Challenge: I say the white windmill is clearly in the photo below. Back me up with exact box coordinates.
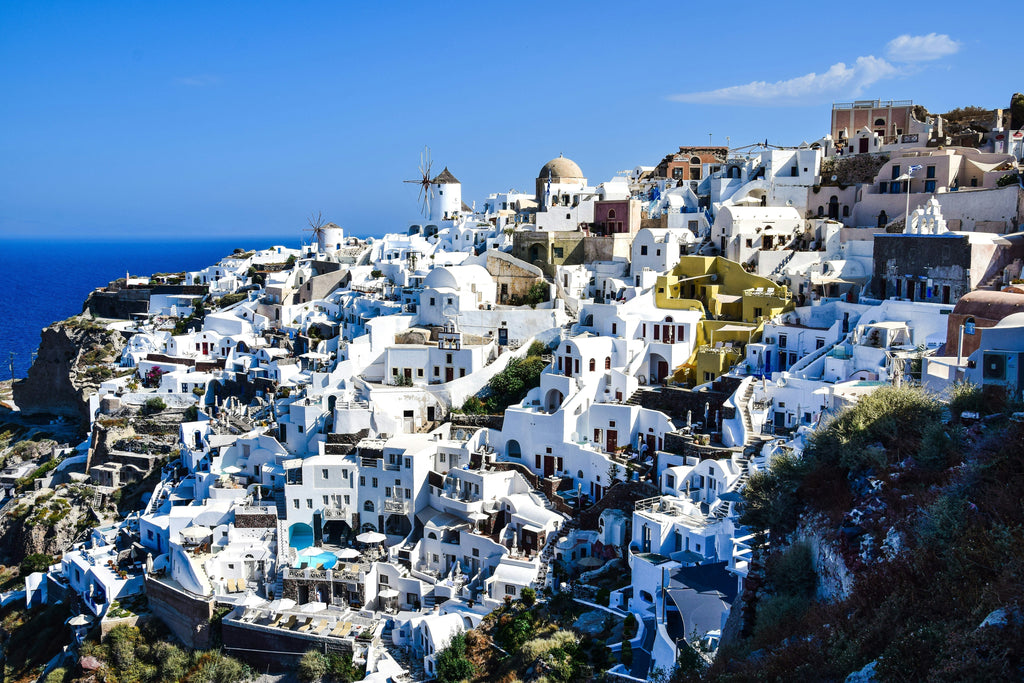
[404,146,435,219]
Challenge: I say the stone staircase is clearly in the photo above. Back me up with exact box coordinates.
[769,250,796,279]
[423,592,436,610]
[737,381,758,446]
[709,454,751,521]
[537,517,577,588]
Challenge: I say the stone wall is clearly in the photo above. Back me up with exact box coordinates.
[450,414,504,431]
[579,481,659,531]
[145,576,215,649]
[234,512,277,529]
[222,619,353,671]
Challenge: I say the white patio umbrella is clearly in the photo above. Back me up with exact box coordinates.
[377,588,399,599]
[266,598,296,612]
[335,548,361,559]
[300,601,328,613]
[237,590,267,607]
[356,531,386,544]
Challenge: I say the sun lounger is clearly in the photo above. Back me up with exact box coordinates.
[329,621,347,637]
[297,617,314,632]
[314,619,330,634]
[278,615,297,630]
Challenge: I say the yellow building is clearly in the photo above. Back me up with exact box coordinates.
[655,256,794,385]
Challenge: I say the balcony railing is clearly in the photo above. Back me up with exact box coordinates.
[383,498,409,515]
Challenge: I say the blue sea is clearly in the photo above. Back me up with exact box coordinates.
[0,237,290,379]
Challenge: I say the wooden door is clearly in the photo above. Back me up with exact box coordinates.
[543,455,556,478]
[445,367,454,382]
[606,430,617,452]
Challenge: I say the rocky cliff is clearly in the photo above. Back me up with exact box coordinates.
[0,485,109,565]
[12,316,128,430]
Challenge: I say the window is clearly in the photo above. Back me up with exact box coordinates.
[379,574,388,584]
[440,453,446,462]
[446,353,452,363]
[925,180,936,193]
[611,323,617,334]
[323,495,329,505]
[605,356,611,369]
[818,205,825,216]
[293,499,299,509]
[553,247,564,258]
[926,165,936,179]
[472,548,479,557]
[306,499,313,509]
[842,206,850,217]
[505,585,517,596]
[816,338,825,349]
[417,368,423,377]
[589,359,596,372]
[891,165,900,180]
[364,500,374,512]
[385,487,392,497]
[429,297,435,306]
[344,495,350,504]
[879,182,887,194]
[608,209,616,219]
[322,469,329,479]
[779,334,787,348]
[753,307,762,318]
[405,458,411,469]
[433,366,439,376]
[640,245,648,255]
[372,477,378,487]
[460,368,466,377]
[359,476,365,486]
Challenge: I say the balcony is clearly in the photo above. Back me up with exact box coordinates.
[323,506,349,520]
[382,498,409,515]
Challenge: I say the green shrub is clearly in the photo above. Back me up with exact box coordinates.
[595,588,610,606]
[436,631,475,683]
[20,553,54,576]
[183,405,199,422]
[623,612,638,639]
[738,452,809,535]
[767,541,817,598]
[44,667,68,683]
[948,381,985,418]
[753,593,812,644]
[527,340,548,357]
[521,586,536,608]
[806,385,942,471]
[621,639,633,667]
[917,421,963,470]
[143,397,167,415]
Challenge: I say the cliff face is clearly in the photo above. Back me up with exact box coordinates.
[0,486,106,565]
[12,317,128,429]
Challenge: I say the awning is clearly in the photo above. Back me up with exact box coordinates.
[714,324,754,334]
[715,294,742,303]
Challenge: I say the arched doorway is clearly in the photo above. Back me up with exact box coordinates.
[649,353,670,384]
[506,440,521,459]
[828,196,839,220]
[544,389,564,412]
[385,514,412,537]
[878,211,888,228]
[323,520,352,546]
[529,244,547,263]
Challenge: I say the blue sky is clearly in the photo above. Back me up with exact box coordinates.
[0,1,1011,242]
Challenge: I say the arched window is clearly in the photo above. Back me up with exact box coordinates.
[577,470,584,479]
[605,356,611,370]
[874,118,886,127]
[363,500,374,512]
[589,359,596,372]
[817,206,824,217]
[878,210,888,228]
[608,209,616,219]
[665,316,673,323]
[690,156,701,165]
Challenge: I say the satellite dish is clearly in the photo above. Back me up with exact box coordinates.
[831,175,838,182]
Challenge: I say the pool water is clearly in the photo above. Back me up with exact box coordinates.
[294,549,338,569]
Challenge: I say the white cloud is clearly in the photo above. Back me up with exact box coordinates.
[886,33,960,62]
[175,75,221,87]
[669,56,900,106]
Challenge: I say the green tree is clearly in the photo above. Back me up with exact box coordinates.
[143,397,167,415]
[435,631,475,683]
[621,639,633,667]
[520,586,536,608]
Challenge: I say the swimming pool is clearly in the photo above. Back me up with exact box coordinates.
[294,549,338,569]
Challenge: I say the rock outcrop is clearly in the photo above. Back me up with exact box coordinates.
[12,316,128,429]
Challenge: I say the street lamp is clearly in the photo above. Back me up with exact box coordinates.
[898,164,923,230]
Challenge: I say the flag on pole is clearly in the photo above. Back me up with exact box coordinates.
[907,164,923,175]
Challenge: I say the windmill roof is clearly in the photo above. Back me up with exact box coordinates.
[432,167,460,185]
